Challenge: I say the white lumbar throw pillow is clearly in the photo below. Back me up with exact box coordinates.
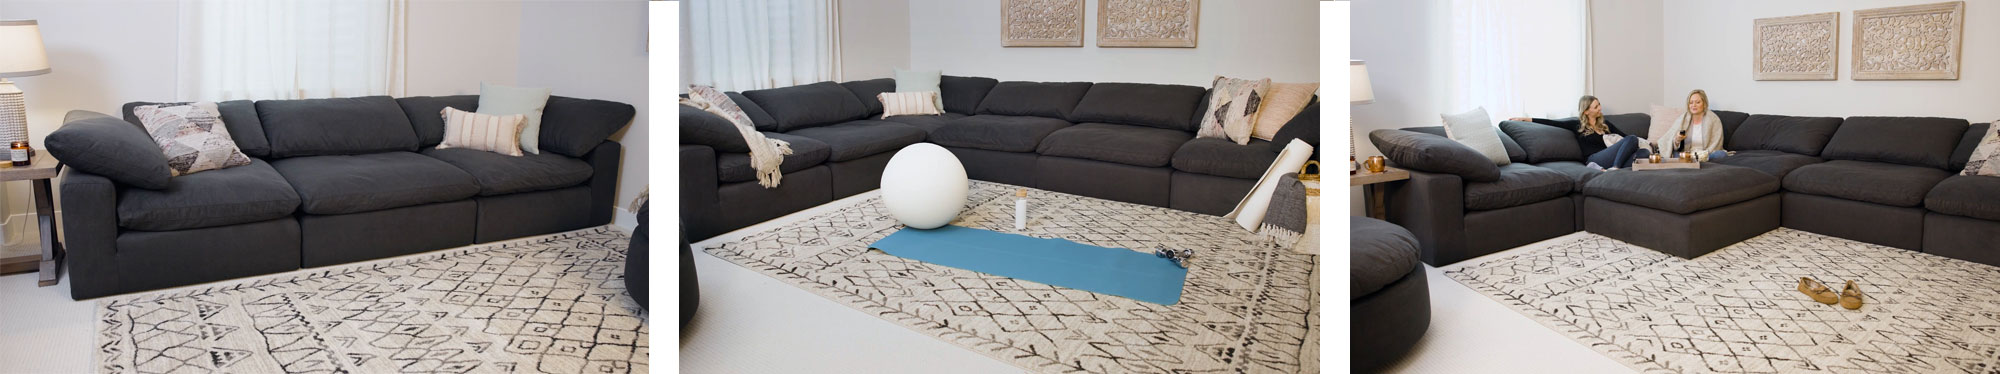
[1963,120,2000,176]
[878,91,942,118]
[1441,107,1510,165]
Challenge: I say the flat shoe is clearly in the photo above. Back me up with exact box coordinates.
[1840,281,1864,310]
[1798,277,1838,305]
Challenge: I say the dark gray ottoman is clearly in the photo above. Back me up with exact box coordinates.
[1352,217,1429,372]
[1582,164,1781,258]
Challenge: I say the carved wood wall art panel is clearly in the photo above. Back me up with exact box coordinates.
[1002,0,1084,47]
[1853,1,1965,80]
[1097,0,1199,48]
[1753,12,1838,81]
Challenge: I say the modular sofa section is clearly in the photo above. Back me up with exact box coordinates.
[946,146,1039,187]
[1584,194,1779,259]
[1170,171,1256,216]
[475,186,595,243]
[301,200,478,267]
[1034,156,1173,208]
[1782,192,1926,251]
[718,166,835,236]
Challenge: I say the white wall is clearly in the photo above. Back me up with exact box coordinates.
[1349,0,1442,159]
[1588,0,1663,115]
[838,0,910,80]
[1658,0,2000,121]
[518,0,651,219]
[406,0,523,96]
[907,0,1318,87]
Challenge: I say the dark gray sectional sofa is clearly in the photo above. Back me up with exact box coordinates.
[1371,111,2000,267]
[680,76,1319,241]
[49,96,634,299]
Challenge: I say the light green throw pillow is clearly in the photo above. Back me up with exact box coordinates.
[894,68,943,111]
[478,82,553,155]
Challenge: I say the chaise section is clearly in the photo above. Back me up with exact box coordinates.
[116,159,300,231]
[423,148,594,196]
[271,152,480,215]
[929,114,1071,152]
[1582,164,1781,258]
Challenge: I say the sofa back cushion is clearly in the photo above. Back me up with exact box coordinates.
[1952,122,1991,173]
[1715,110,1750,141]
[1369,129,1502,182]
[840,78,897,117]
[740,81,869,132]
[46,111,174,189]
[1404,126,1527,164]
[124,100,271,158]
[1821,116,1968,169]
[393,95,481,148]
[256,96,418,158]
[538,96,637,158]
[1068,82,1206,131]
[976,81,1093,121]
[1500,120,1583,163]
[1603,113,1651,136]
[1728,114,1842,156]
[940,75,999,115]
[725,92,778,129]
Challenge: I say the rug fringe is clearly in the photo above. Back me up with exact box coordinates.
[1257,223,1303,247]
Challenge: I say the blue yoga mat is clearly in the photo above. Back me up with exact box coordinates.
[869,225,1189,305]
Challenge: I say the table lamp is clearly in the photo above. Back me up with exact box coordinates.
[1350,60,1373,174]
[0,20,49,145]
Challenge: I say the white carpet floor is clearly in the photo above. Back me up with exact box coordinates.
[1380,232,1633,374]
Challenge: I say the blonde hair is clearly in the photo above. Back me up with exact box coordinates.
[1686,89,1710,115]
[1576,95,1607,135]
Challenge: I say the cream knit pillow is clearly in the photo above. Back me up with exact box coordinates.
[437,107,528,156]
[1251,82,1318,141]
[878,91,942,118]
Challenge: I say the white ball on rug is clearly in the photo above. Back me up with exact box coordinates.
[880,143,969,229]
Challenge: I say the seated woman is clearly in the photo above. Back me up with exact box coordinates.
[1653,89,1729,163]
[1510,95,1642,169]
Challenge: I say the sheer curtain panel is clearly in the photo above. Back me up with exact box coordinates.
[684,0,840,92]
[1443,0,1588,122]
[177,0,408,101]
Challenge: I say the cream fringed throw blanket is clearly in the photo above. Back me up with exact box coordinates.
[684,86,792,187]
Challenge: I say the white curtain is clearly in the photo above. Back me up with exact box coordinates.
[1443,0,1588,122]
[177,0,408,101]
[684,0,840,92]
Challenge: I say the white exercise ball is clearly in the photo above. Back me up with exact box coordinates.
[880,143,969,229]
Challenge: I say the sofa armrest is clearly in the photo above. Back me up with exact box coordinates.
[584,140,622,226]
[59,167,121,299]
[1384,169,1467,266]
[680,144,724,241]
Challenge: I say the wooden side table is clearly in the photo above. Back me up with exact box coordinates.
[0,153,64,286]
[1350,167,1409,220]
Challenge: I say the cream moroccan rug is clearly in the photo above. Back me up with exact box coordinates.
[700,181,1320,373]
[1443,228,2000,374]
[95,227,646,374]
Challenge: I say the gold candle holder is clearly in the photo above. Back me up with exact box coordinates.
[1364,156,1387,173]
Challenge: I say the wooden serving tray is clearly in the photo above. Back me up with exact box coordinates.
[1632,159,1700,170]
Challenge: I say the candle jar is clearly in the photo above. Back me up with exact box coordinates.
[1679,152,1696,163]
[1364,156,1387,173]
[1647,153,1663,164]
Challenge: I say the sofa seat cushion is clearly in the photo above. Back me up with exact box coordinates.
[423,148,594,196]
[1036,123,1192,167]
[271,152,480,215]
[1584,164,1778,214]
[1535,161,1600,193]
[928,114,1071,153]
[784,120,927,162]
[1464,164,1572,211]
[1171,137,1278,179]
[117,159,300,231]
[878,113,968,133]
[1351,216,1419,297]
[1784,160,1949,208]
[717,133,830,183]
[1926,175,2000,221]
[1710,150,1823,179]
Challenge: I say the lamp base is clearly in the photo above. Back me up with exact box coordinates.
[0,78,25,145]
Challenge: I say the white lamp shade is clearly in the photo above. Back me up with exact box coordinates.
[879,143,970,229]
[1350,60,1373,104]
[0,20,49,78]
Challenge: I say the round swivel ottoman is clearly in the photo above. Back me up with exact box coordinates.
[1352,217,1430,372]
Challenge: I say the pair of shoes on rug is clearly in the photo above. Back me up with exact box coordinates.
[1797,277,1864,310]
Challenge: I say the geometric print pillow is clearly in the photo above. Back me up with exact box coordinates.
[133,102,251,176]
[1197,76,1272,145]
[1966,120,2000,176]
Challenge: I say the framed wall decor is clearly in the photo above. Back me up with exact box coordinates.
[1001,0,1085,47]
[1752,12,1838,81]
[1097,0,1200,48]
[1852,1,1965,80]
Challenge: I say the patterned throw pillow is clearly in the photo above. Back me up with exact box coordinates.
[1197,76,1271,145]
[133,102,251,176]
[685,85,754,128]
[878,91,941,118]
[1964,120,2000,176]
[437,107,528,156]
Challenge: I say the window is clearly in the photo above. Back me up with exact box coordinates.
[176,0,407,101]
[1443,0,1588,120]
[681,0,840,92]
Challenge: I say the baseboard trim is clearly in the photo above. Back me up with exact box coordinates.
[613,207,638,231]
